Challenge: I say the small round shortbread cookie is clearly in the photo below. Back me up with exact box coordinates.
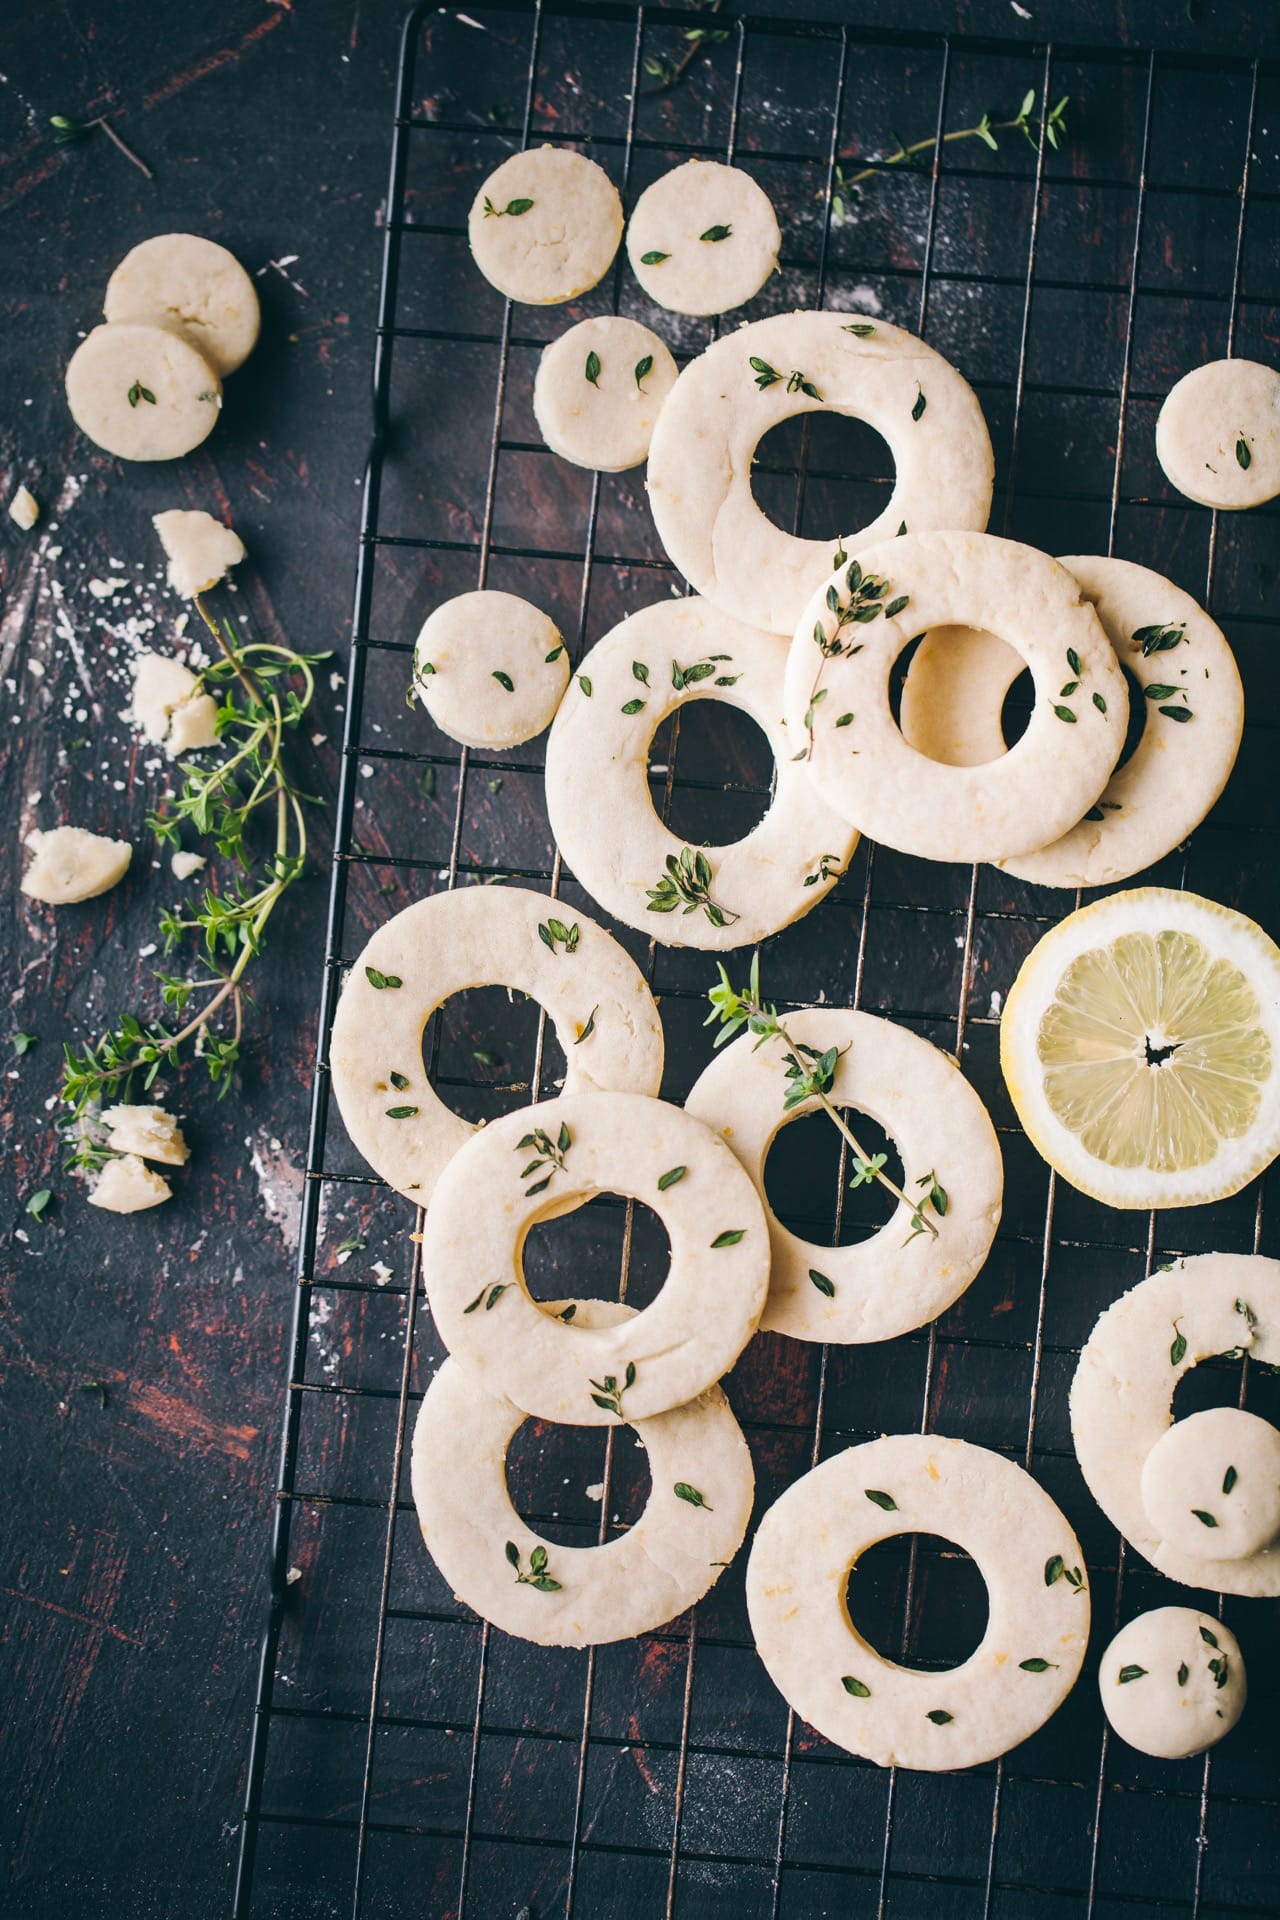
[747,1435,1091,1772]
[898,555,1244,889]
[329,887,664,1207]
[103,233,260,377]
[647,310,993,635]
[1099,1608,1245,1759]
[468,146,624,305]
[533,316,678,471]
[625,160,781,317]
[1156,358,1280,509]
[1071,1255,1280,1596]
[411,1299,755,1647]
[544,596,858,951]
[420,1091,770,1424]
[65,322,222,462]
[785,533,1125,864]
[412,590,569,749]
[686,1009,1002,1342]
[1140,1409,1280,1562]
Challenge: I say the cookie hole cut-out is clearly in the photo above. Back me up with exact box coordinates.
[846,1534,990,1670]
[505,1415,652,1549]
[750,413,895,541]
[1171,1352,1278,1426]
[763,1108,904,1245]
[651,700,775,845]
[521,1197,672,1313]
[429,983,568,1124]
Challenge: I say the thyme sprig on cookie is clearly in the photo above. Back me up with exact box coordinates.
[704,952,938,1237]
[61,598,327,1142]
[646,845,739,929]
[800,558,908,760]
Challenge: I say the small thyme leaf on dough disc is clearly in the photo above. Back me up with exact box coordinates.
[1093,690,1107,713]
[492,669,515,691]
[809,1268,836,1297]
[1178,1661,1190,1687]
[538,917,580,955]
[621,697,646,715]
[842,322,877,337]
[365,966,403,990]
[1223,1464,1238,1495]
[1067,647,1082,676]
[911,385,927,421]
[1144,683,1179,701]
[634,354,654,391]
[508,1540,562,1589]
[1236,434,1252,470]
[710,1228,746,1247]
[1044,1554,1065,1586]
[585,349,602,388]
[864,1488,897,1511]
[127,381,157,408]
[657,1165,687,1191]
[573,1005,598,1045]
[1159,704,1193,722]
[545,644,565,663]
[640,250,670,265]
[786,368,823,400]
[389,1071,410,1090]
[1118,1665,1148,1683]
[700,223,733,242]
[385,1104,418,1119]
[1170,1321,1187,1366]
[842,1675,871,1697]
[1133,622,1187,655]
[925,1709,953,1724]
[1018,1657,1057,1672]
[674,1482,713,1509]
[1200,1625,1220,1647]
[484,195,534,218]
[750,355,781,391]
[1191,1508,1218,1528]
[577,674,592,697]
[1053,704,1077,724]
[558,1303,576,1321]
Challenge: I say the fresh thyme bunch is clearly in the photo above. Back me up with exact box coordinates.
[705,952,941,1241]
[60,595,328,1152]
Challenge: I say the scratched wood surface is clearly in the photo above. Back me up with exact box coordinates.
[2,4,1280,1920]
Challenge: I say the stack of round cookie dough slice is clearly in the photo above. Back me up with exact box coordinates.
[65,233,259,461]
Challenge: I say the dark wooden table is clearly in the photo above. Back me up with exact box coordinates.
[3,5,1279,1919]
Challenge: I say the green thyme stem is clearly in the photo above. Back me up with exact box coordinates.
[838,117,1028,191]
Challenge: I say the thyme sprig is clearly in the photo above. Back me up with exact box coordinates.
[590,1361,635,1418]
[506,1541,561,1591]
[826,92,1070,224]
[60,599,328,1139]
[643,0,728,92]
[704,952,937,1236]
[647,845,739,929]
[51,112,153,180]
[517,1122,572,1197]
[801,558,907,759]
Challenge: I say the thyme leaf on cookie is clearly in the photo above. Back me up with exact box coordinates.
[842,1675,871,1697]
[803,852,842,888]
[700,223,733,242]
[864,1488,898,1511]
[674,1482,713,1509]
[538,918,580,955]
[516,1121,573,1196]
[704,951,936,1235]
[365,967,402,990]
[786,369,823,400]
[127,381,156,409]
[1236,435,1252,470]
[646,845,739,929]
[492,670,515,691]
[809,1268,836,1297]
[634,354,654,390]
[657,1165,687,1191]
[801,558,906,758]
[1223,1464,1238,1494]
[925,1709,953,1724]
[484,195,534,218]
[640,250,671,265]
[589,1360,635,1418]
[506,1540,562,1591]
[911,385,927,421]
[1133,621,1187,655]
[1170,1320,1187,1365]
[750,355,782,391]
[710,1228,746,1247]
[904,1169,948,1245]
[1117,1665,1148,1683]
[1018,1657,1057,1672]
[585,350,602,388]
[574,1005,598,1045]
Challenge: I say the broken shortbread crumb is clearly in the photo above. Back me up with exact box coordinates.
[21,826,132,905]
[8,484,39,530]
[88,1153,172,1214]
[153,509,246,599]
[171,850,207,881]
[128,651,220,757]
[102,1103,190,1167]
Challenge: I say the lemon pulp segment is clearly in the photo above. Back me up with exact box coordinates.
[1036,929,1271,1172]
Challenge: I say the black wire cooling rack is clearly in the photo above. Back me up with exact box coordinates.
[233,5,1280,1916]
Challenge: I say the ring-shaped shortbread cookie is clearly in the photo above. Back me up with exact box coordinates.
[420,1091,770,1423]
[544,597,858,951]
[533,316,679,472]
[686,1009,1003,1342]
[411,1299,755,1646]
[625,160,781,317]
[468,146,624,305]
[646,311,994,634]
[329,888,664,1206]
[1156,358,1280,510]
[898,555,1244,889]
[412,590,570,749]
[747,1435,1091,1771]
[1070,1255,1280,1596]
[1099,1608,1246,1759]
[784,532,1126,864]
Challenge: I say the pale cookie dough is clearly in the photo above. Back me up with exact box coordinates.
[626,160,781,317]
[22,826,132,904]
[420,1091,770,1423]
[1071,1255,1280,1596]
[899,556,1244,889]
[1140,1409,1280,1561]
[65,322,222,462]
[747,1435,1090,1772]
[533,316,678,472]
[785,534,1125,864]
[104,233,260,378]
[468,146,624,305]
[412,590,569,749]
[647,311,993,635]
[1156,358,1280,510]
[686,1008,1002,1342]
[153,509,245,598]
[544,596,858,951]
[411,1299,754,1647]
[329,886,664,1206]
[1100,1608,1245,1759]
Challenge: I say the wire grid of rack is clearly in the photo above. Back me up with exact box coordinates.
[234,4,1280,1916]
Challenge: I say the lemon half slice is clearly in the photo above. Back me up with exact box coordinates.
[1001,889,1280,1209]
